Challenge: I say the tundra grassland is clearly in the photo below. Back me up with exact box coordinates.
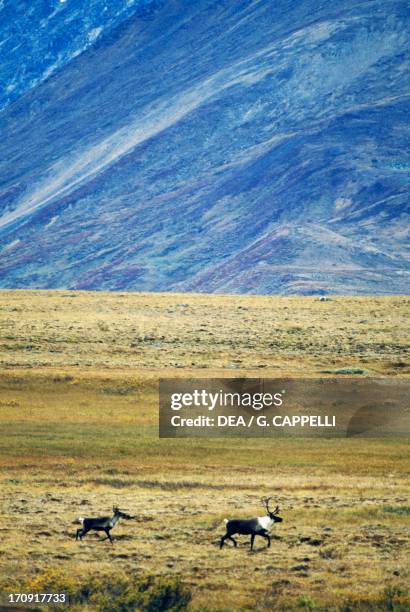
[0,291,409,611]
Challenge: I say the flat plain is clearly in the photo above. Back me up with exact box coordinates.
[0,291,409,610]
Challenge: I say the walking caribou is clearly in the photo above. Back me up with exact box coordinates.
[220,497,283,551]
[76,506,132,544]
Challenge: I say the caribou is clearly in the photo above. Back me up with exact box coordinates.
[220,497,283,551]
[75,506,133,544]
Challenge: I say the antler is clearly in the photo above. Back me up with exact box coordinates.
[261,498,281,514]
[261,496,272,510]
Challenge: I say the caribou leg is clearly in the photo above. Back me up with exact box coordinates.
[228,535,237,547]
[262,532,271,548]
[250,533,255,551]
[220,533,237,548]
[104,528,114,544]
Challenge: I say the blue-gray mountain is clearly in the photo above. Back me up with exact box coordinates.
[0,0,409,294]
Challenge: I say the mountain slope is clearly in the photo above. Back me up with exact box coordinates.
[0,0,409,294]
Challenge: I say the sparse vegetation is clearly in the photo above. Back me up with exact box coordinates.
[383,506,410,516]
[0,290,408,374]
[0,291,408,610]
[2,569,191,611]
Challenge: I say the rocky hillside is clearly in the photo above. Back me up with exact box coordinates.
[0,0,408,294]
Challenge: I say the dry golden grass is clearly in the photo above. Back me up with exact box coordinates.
[0,290,408,374]
[0,291,409,610]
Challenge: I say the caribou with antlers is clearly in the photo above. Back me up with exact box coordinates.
[220,497,283,551]
[75,506,133,544]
